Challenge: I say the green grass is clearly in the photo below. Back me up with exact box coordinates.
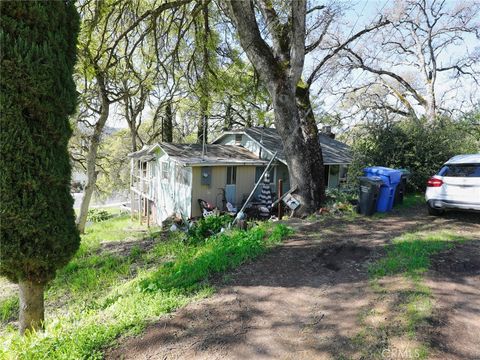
[347,230,471,359]
[397,193,424,209]
[140,223,292,293]
[0,297,18,324]
[0,214,292,359]
[369,231,467,278]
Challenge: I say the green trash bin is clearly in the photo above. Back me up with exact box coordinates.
[357,176,383,216]
[394,169,410,206]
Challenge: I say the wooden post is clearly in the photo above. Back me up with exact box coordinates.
[130,159,134,221]
[138,195,142,224]
[130,190,134,221]
[278,179,283,219]
[147,200,150,228]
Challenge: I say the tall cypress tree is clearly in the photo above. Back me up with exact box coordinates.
[0,1,80,334]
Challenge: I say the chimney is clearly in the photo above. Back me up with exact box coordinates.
[321,125,335,139]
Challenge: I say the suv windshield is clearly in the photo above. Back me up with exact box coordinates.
[438,164,480,177]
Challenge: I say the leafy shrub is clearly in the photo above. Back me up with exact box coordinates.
[348,115,479,192]
[187,214,233,245]
[87,209,112,223]
[325,188,357,204]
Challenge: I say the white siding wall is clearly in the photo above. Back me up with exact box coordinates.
[151,150,192,225]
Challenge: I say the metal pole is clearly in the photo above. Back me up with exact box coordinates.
[278,179,283,219]
[232,151,278,226]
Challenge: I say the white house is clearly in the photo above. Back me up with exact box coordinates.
[129,127,352,225]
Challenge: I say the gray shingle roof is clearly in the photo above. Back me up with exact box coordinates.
[229,127,352,165]
[129,143,266,166]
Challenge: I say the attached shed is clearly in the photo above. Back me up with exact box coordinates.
[129,143,267,225]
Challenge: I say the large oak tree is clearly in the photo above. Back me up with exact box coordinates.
[223,0,326,212]
[223,1,389,213]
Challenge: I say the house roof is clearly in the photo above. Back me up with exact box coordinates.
[129,143,267,166]
[216,127,352,165]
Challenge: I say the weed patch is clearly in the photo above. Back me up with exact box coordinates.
[369,231,467,278]
[0,297,18,324]
[397,193,424,209]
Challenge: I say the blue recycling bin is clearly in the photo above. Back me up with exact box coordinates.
[363,167,402,212]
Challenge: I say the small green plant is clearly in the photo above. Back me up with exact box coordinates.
[0,296,18,323]
[187,214,233,245]
[87,208,113,223]
[324,188,358,216]
[325,187,357,204]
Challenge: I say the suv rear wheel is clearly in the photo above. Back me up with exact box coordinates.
[427,203,444,216]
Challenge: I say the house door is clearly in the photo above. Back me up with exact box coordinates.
[328,165,340,188]
[225,166,237,205]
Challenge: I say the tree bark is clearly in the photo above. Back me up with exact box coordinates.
[271,81,326,213]
[76,74,110,234]
[126,110,138,152]
[224,95,233,130]
[224,0,325,214]
[18,280,45,334]
[163,100,173,142]
[197,0,210,144]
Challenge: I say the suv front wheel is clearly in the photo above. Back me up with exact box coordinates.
[427,203,444,216]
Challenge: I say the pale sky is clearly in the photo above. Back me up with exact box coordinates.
[107,0,480,130]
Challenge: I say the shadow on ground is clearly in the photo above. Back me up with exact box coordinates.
[106,206,480,360]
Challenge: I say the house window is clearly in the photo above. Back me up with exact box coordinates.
[227,166,237,185]
[162,161,169,180]
[235,134,242,145]
[140,161,147,178]
[328,165,340,188]
[175,164,190,185]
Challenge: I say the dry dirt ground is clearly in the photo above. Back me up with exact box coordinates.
[107,206,480,360]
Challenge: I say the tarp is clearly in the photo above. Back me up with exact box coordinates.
[259,172,272,218]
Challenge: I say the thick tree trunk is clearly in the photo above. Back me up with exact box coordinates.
[197,0,210,145]
[425,80,436,121]
[272,82,325,214]
[124,94,138,152]
[163,100,173,142]
[76,74,110,234]
[197,110,208,144]
[128,121,137,152]
[246,108,253,127]
[224,96,233,130]
[224,0,324,215]
[18,280,45,334]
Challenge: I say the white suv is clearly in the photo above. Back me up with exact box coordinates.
[425,154,480,216]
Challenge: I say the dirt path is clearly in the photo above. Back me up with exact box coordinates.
[107,207,480,360]
[427,241,480,360]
